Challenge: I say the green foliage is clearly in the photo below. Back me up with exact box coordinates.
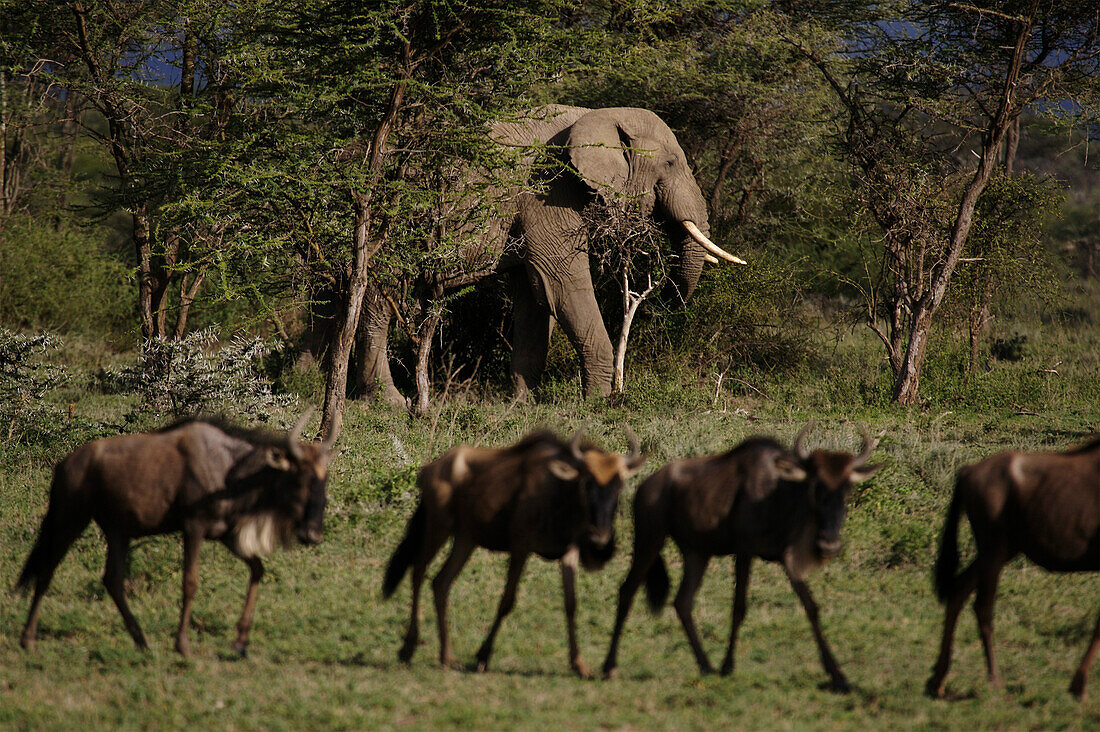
[0,219,133,339]
[953,170,1061,310]
[632,259,813,380]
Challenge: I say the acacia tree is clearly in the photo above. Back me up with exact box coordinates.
[210,0,565,436]
[787,1,1100,403]
[12,0,235,349]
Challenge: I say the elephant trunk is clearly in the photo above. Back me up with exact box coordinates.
[670,231,707,304]
[659,177,712,305]
[658,173,744,304]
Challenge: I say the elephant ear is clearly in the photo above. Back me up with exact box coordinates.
[565,109,646,201]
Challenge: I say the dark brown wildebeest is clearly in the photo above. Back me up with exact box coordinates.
[601,425,880,691]
[17,411,334,657]
[382,428,645,677]
[926,439,1100,700]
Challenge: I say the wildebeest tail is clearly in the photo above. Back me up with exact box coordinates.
[645,554,670,613]
[382,502,425,598]
[933,484,963,603]
[16,509,57,593]
[16,464,89,593]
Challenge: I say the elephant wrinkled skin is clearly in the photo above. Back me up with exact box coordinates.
[356,105,741,405]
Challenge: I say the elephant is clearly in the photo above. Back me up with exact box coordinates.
[356,105,744,405]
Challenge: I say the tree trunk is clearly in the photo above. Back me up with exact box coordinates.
[180,25,195,98]
[1003,116,1019,175]
[355,282,405,405]
[320,193,375,442]
[613,269,659,393]
[893,307,932,404]
[319,69,407,441]
[174,269,206,340]
[968,303,991,373]
[55,92,78,228]
[134,210,157,349]
[1,70,11,218]
[414,297,442,417]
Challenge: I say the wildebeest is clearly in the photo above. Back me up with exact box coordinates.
[382,428,645,677]
[926,438,1100,700]
[17,411,334,657]
[601,424,880,691]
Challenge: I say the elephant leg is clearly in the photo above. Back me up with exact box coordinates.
[355,282,405,407]
[553,258,614,398]
[510,268,553,400]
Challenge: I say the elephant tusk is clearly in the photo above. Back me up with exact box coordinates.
[703,253,719,265]
[682,220,747,265]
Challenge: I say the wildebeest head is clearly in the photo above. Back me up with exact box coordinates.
[547,427,647,569]
[781,423,882,560]
[232,410,335,555]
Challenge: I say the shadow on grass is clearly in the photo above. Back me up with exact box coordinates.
[332,650,596,680]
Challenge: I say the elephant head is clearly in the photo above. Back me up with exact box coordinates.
[564,107,744,302]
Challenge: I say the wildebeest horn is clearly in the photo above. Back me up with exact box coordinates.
[624,425,645,469]
[286,408,313,462]
[793,421,814,460]
[569,429,586,461]
[853,425,877,468]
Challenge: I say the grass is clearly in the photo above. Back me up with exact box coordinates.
[1,290,1098,729]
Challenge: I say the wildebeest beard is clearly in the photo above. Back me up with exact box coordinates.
[223,454,303,558]
[579,530,616,570]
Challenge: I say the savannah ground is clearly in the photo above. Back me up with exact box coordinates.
[1,291,1098,730]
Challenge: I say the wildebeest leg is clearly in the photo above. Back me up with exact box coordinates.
[19,512,91,651]
[973,556,1007,689]
[602,540,663,679]
[233,556,265,657]
[475,550,529,673]
[174,529,203,657]
[102,533,149,650]
[432,534,475,668]
[720,555,753,676]
[674,551,714,674]
[787,574,849,693]
[558,546,592,678]
[1070,608,1100,699]
[926,560,981,698]
[399,528,449,663]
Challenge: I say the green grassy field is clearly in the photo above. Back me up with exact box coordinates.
[2,300,1099,729]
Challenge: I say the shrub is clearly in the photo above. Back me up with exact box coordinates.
[0,328,107,447]
[105,328,295,420]
[630,259,813,381]
[991,333,1028,362]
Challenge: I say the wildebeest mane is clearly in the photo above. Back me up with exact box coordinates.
[158,415,292,449]
[720,435,783,459]
[507,429,566,453]
[507,428,605,456]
